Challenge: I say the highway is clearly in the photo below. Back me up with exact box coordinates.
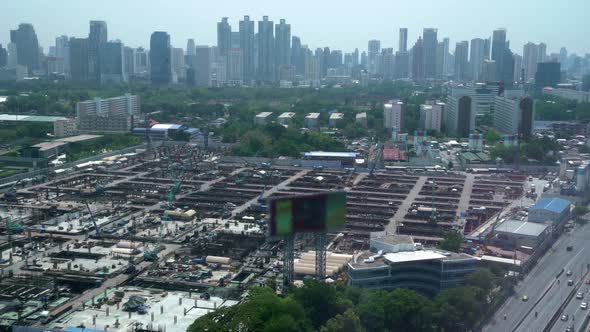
[484,222,590,332]
[551,279,590,332]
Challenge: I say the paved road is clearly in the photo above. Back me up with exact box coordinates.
[551,280,590,332]
[484,223,590,332]
[386,176,426,234]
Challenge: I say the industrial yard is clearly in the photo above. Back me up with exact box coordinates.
[0,143,566,330]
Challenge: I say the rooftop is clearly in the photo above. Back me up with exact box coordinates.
[0,114,69,122]
[56,134,102,143]
[350,249,473,269]
[305,113,320,119]
[151,124,184,130]
[278,112,296,118]
[256,112,273,118]
[304,151,357,158]
[355,112,367,119]
[531,197,571,214]
[329,113,344,119]
[495,219,549,237]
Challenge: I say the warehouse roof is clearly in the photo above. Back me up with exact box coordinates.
[495,219,549,237]
[531,197,571,214]
[305,113,320,119]
[304,151,357,158]
[151,124,184,130]
[0,114,68,122]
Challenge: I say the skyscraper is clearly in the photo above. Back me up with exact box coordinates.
[88,21,107,82]
[275,19,291,76]
[0,45,7,68]
[513,53,523,83]
[257,16,275,82]
[228,48,243,85]
[150,31,171,85]
[494,90,534,137]
[195,46,213,87]
[491,29,507,81]
[454,41,469,81]
[134,47,149,75]
[6,43,18,68]
[123,46,135,78]
[399,28,408,53]
[422,28,438,79]
[217,17,232,59]
[186,39,196,69]
[291,36,304,76]
[10,23,40,72]
[69,37,89,81]
[411,37,424,81]
[353,48,359,67]
[470,38,486,82]
[559,47,568,65]
[367,40,381,75]
[239,16,255,84]
[99,41,126,84]
[171,48,185,82]
[55,35,70,74]
[523,42,539,81]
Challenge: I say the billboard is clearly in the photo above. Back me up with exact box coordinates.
[268,191,346,236]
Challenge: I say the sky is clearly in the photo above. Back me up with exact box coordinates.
[1,0,589,55]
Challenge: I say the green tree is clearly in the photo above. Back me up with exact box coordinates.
[435,286,483,332]
[292,279,351,328]
[385,288,435,331]
[464,269,496,302]
[573,205,589,224]
[438,231,463,253]
[484,130,501,145]
[320,309,365,332]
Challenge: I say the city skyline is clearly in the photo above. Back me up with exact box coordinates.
[2,0,589,55]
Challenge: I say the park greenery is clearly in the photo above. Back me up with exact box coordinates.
[489,136,560,165]
[189,268,512,332]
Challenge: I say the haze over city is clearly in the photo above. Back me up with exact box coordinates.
[2,0,589,54]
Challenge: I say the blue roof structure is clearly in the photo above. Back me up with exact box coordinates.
[531,197,571,214]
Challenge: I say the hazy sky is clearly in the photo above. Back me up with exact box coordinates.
[2,0,589,55]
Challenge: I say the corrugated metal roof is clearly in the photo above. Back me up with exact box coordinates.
[495,219,549,237]
[305,151,357,158]
[531,197,571,214]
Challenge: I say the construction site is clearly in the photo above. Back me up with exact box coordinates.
[0,142,549,331]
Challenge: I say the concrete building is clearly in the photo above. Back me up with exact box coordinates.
[543,87,590,103]
[470,38,486,82]
[69,37,89,81]
[420,102,445,132]
[329,112,344,127]
[384,100,405,132]
[356,112,367,127]
[481,60,497,82]
[347,234,478,295]
[10,23,40,73]
[493,219,550,249]
[305,113,320,129]
[227,48,243,85]
[254,112,273,125]
[535,62,561,88]
[533,120,590,137]
[528,197,571,225]
[53,118,78,137]
[99,41,127,84]
[494,90,534,137]
[150,31,171,85]
[277,112,295,125]
[257,16,275,82]
[88,20,107,82]
[194,46,213,87]
[445,95,475,137]
[76,94,140,133]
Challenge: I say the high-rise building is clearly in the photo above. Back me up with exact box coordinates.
[399,28,408,53]
[394,51,409,79]
[10,23,40,73]
[422,28,438,79]
[353,48,359,67]
[449,84,500,116]
[88,21,107,82]
[454,41,469,81]
[6,43,18,68]
[150,31,171,85]
[411,37,424,81]
[559,47,568,65]
[0,45,6,68]
[420,101,445,132]
[257,16,275,82]
[384,100,405,132]
[55,35,70,74]
[99,41,127,84]
[380,48,394,79]
[491,29,507,82]
[123,46,134,78]
[69,37,89,81]
[171,47,185,82]
[501,47,515,83]
[360,51,367,67]
[481,60,496,82]
[440,38,450,79]
[228,48,244,85]
[134,47,149,75]
[275,19,291,75]
[470,38,486,82]
[535,62,561,88]
[304,49,320,83]
[446,95,475,137]
[186,39,196,69]
[513,53,523,83]
[291,36,303,76]
[368,40,381,75]
[77,94,140,133]
[239,15,255,84]
[483,38,491,60]
[195,46,213,87]
[494,90,534,137]
[217,17,232,59]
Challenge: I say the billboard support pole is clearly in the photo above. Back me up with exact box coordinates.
[283,234,294,291]
[315,232,327,279]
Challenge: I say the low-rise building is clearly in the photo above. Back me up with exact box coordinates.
[347,234,478,295]
[420,101,445,132]
[277,112,295,126]
[328,112,344,127]
[493,219,551,249]
[254,112,273,125]
[76,94,140,133]
[543,87,590,103]
[305,113,320,129]
[355,112,367,127]
[528,197,571,225]
[53,118,78,137]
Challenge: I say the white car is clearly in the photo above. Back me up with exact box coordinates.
[581,302,588,310]
[577,292,584,299]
